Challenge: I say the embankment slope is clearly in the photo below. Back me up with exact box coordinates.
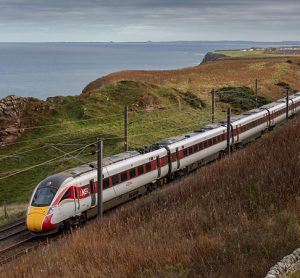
[3,116,300,278]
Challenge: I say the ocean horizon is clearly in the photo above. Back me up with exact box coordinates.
[1,41,300,100]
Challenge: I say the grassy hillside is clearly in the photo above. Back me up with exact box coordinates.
[83,55,300,101]
[215,48,300,59]
[3,115,300,278]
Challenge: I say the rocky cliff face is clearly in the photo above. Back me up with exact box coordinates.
[0,95,51,145]
[201,52,227,64]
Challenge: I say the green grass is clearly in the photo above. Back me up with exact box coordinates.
[0,81,225,206]
[216,49,267,58]
[215,48,300,59]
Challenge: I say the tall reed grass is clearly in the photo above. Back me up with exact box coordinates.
[3,117,300,278]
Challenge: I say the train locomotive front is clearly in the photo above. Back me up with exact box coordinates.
[26,174,71,235]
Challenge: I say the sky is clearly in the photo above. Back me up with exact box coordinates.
[0,0,299,42]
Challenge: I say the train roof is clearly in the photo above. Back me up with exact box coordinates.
[51,93,300,180]
[38,173,72,189]
[60,151,141,178]
[156,123,224,146]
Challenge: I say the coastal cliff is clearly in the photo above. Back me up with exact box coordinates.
[0,95,51,144]
[200,52,227,64]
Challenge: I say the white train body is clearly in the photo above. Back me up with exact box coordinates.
[26,93,300,234]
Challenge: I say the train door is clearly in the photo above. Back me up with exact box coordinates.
[89,179,96,207]
[74,186,80,212]
[58,187,77,220]
[290,99,296,115]
[266,110,271,129]
[156,156,161,178]
[176,148,180,169]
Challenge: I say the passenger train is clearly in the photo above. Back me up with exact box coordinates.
[26,92,300,234]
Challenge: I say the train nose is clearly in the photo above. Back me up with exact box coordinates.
[26,206,48,232]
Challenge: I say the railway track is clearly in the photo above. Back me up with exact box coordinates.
[0,218,42,265]
[0,218,68,266]
[0,218,27,241]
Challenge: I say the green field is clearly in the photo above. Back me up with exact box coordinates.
[215,48,300,59]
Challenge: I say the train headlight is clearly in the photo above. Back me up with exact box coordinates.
[47,206,57,215]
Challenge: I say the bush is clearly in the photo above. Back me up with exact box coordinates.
[216,86,269,111]
[181,91,206,109]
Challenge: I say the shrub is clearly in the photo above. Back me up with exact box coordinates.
[216,86,269,111]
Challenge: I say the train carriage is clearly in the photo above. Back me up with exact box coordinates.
[26,92,300,235]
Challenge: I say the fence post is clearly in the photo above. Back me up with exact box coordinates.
[4,203,8,219]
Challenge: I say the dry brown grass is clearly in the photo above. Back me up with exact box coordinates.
[83,57,300,101]
[2,117,300,278]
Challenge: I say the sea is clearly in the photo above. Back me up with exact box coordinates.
[1,41,300,100]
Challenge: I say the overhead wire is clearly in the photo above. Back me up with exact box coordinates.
[2,95,207,134]
[0,141,97,181]
[1,103,214,148]
[4,111,125,133]
[0,145,50,161]
[0,114,221,181]
[0,111,216,163]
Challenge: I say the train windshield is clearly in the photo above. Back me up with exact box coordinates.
[31,187,58,207]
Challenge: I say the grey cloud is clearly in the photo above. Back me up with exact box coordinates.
[0,0,299,41]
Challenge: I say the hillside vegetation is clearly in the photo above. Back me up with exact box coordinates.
[216,86,270,112]
[83,55,300,101]
[3,115,300,278]
[1,51,300,222]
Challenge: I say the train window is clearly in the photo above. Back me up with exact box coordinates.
[188,146,193,155]
[103,178,109,189]
[207,139,211,147]
[183,148,188,157]
[61,188,71,201]
[138,165,144,176]
[146,162,152,172]
[121,171,128,182]
[32,187,58,207]
[194,144,199,152]
[129,168,136,179]
[198,143,202,150]
[112,175,119,186]
[213,137,217,145]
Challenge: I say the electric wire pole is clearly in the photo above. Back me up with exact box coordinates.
[227,107,231,155]
[211,89,215,124]
[124,106,128,152]
[97,139,103,218]
[255,79,259,108]
[286,89,289,121]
